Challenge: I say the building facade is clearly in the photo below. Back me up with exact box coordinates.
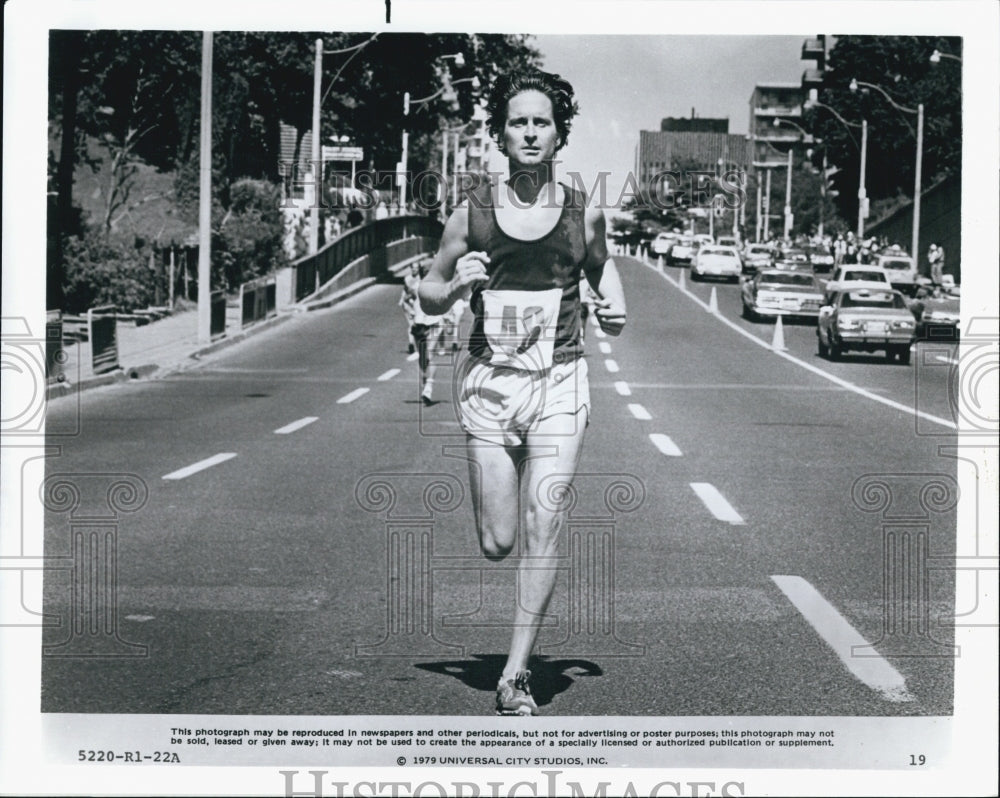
[635,130,751,190]
[748,82,805,168]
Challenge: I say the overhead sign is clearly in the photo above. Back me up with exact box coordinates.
[323,146,364,161]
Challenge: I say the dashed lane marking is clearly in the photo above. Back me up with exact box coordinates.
[274,416,319,435]
[642,261,957,429]
[649,433,682,456]
[378,368,401,381]
[594,328,607,339]
[337,387,370,404]
[690,482,745,525]
[628,403,652,420]
[605,359,620,373]
[599,342,612,354]
[162,453,237,481]
[614,381,632,396]
[771,575,915,703]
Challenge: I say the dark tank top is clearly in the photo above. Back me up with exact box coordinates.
[466,179,588,362]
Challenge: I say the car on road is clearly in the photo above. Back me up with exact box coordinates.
[774,248,812,270]
[741,269,825,321]
[742,243,774,274]
[804,244,835,272]
[690,245,742,282]
[822,265,892,299]
[909,287,961,341]
[876,251,919,295]
[651,232,677,257]
[695,233,715,248]
[716,235,741,249]
[668,235,698,266]
[817,288,916,363]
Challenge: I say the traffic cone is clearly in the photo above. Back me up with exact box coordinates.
[678,268,686,291]
[657,255,665,272]
[708,286,719,314]
[771,315,788,351]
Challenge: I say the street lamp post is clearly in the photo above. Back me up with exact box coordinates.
[804,99,868,239]
[850,79,924,267]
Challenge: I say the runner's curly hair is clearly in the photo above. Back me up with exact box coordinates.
[485,68,580,154]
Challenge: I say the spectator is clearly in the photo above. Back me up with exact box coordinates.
[928,243,945,285]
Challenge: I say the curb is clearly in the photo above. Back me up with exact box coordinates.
[301,277,379,312]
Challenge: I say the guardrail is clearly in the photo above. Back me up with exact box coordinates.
[87,304,120,375]
[292,215,443,303]
[239,275,277,330]
[211,290,227,339]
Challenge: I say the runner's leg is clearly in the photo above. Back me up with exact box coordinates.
[466,436,521,559]
[502,409,587,678]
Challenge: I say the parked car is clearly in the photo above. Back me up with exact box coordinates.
[651,232,677,257]
[876,251,919,295]
[817,288,916,363]
[909,286,961,341]
[690,246,742,282]
[742,243,774,274]
[716,235,740,249]
[741,269,825,321]
[668,235,698,266]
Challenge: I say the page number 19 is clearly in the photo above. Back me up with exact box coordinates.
[909,754,926,766]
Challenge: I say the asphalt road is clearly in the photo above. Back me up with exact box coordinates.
[41,255,958,717]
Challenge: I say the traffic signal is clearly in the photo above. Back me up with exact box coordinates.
[823,164,840,199]
[801,35,826,90]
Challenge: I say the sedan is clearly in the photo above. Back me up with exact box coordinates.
[741,269,825,321]
[805,245,835,272]
[910,288,961,341]
[669,236,698,266]
[691,246,742,281]
[817,288,916,364]
[743,244,774,274]
[651,232,677,256]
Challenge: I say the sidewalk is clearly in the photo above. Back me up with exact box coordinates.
[48,299,295,400]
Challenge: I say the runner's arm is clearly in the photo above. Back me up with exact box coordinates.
[419,205,490,315]
[582,206,627,336]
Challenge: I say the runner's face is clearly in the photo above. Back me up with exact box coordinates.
[503,90,559,165]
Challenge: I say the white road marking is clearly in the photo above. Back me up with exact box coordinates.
[642,261,957,429]
[125,615,155,622]
[162,453,237,481]
[378,368,401,381]
[771,575,915,703]
[337,387,370,404]
[274,416,319,435]
[407,351,420,362]
[614,381,632,396]
[599,342,612,354]
[649,433,682,456]
[628,403,652,420]
[690,483,745,525]
[605,359,620,373]
[594,328,607,339]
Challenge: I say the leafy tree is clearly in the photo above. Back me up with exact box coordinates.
[806,35,961,227]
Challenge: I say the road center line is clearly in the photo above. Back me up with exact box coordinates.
[614,381,632,396]
[770,575,915,703]
[378,368,401,381]
[649,433,682,456]
[628,403,652,420]
[163,453,237,481]
[605,359,620,373]
[599,342,612,354]
[274,416,319,435]
[690,483,745,525]
[642,261,957,429]
[594,328,607,339]
[337,387,370,404]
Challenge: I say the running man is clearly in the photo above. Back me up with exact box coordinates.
[418,68,626,716]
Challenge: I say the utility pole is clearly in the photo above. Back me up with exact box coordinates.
[763,168,772,241]
[441,129,449,214]
[783,148,793,239]
[856,118,868,239]
[911,104,924,267]
[310,38,322,254]
[197,31,213,344]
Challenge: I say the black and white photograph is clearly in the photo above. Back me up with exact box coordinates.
[2,1,998,796]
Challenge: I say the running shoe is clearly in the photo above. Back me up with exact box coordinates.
[421,381,433,406]
[496,670,538,716]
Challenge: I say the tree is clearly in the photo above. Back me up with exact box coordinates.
[806,36,961,225]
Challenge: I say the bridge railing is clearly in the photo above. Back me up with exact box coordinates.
[291,215,443,303]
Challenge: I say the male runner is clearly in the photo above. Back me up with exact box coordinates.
[419,68,626,715]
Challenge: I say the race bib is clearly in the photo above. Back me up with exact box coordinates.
[481,288,562,371]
